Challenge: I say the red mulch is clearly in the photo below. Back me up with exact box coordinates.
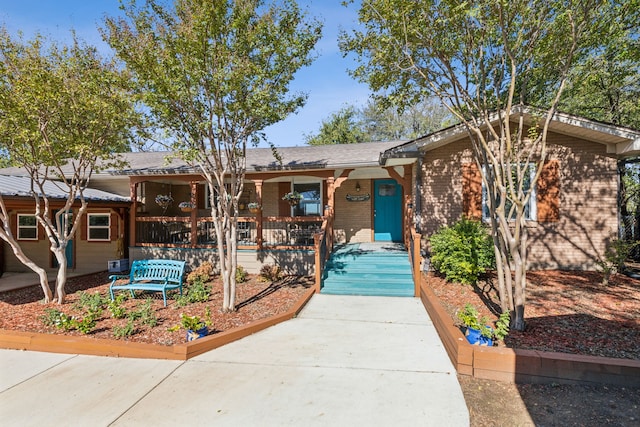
[426,270,640,360]
[0,272,312,346]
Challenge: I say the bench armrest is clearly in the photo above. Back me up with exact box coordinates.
[109,274,129,281]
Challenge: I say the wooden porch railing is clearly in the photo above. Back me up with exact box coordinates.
[134,216,324,249]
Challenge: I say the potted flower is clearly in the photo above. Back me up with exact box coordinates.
[457,303,494,346]
[178,201,195,212]
[155,194,173,208]
[169,308,212,341]
[457,304,511,346]
[247,202,261,214]
[282,191,303,206]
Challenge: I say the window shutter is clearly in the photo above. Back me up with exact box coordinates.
[537,160,560,222]
[80,213,87,240]
[110,212,118,241]
[462,163,482,219]
[278,182,291,216]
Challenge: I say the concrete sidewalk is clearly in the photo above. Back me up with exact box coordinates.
[0,294,469,426]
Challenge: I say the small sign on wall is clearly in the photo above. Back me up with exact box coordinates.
[346,193,371,202]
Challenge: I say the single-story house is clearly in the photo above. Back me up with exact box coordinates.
[1,109,639,286]
[0,175,130,276]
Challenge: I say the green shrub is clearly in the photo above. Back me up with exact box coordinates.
[186,261,214,284]
[597,239,638,285]
[235,265,247,283]
[259,264,282,282]
[107,294,128,319]
[429,217,495,285]
[113,319,136,338]
[40,308,95,334]
[176,278,211,306]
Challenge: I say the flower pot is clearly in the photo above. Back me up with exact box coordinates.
[465,327,493,346]
[180,207,193,213]
[186,326,208,341]
[287,200,300,206]
[249,207,260,214]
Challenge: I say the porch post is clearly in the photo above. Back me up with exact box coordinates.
[326,177,335,252]
[190,181,198,248]
[129,180,138,248]
[253,180,263,249]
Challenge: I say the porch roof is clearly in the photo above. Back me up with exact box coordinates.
[101,141,406,176]
[0,175,130,202]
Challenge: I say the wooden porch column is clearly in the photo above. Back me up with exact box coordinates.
[129,180,138,248]
[326,177,335,251]
[190,181,198,248]
[253,180,263,249]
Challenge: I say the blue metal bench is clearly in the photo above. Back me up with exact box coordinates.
[109,259,185,306]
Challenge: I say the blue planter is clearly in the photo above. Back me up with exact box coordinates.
[186,326,208,342]
[465,327,493,346]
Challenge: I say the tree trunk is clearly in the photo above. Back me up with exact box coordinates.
[3,235,52,302]
[52,248,67,304]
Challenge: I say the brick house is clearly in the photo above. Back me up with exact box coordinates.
[1,110,639,284]
[382,109,640,270]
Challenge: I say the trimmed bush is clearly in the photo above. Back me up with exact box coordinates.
[429,217,494,285]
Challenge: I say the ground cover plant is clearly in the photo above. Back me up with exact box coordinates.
[0,270,312,346]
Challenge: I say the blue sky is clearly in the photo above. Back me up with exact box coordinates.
[0,0,371,148]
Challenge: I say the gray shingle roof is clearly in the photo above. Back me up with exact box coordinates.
[0,175,129,202]
[106,141,405,175]
[0,141,406,179]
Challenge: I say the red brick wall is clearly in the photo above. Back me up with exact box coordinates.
[417,132,618,270]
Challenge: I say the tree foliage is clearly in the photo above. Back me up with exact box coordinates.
[341,0,623,330]
[0,28,139,303]
[305,106,365,145]
[304,97,452,145]
[103,0,321,312]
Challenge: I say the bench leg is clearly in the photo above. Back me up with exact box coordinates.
[162,291,167,307]
[109,287,115,301]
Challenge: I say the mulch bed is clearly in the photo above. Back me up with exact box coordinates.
[0,272,313,346]
[426,270,640,360]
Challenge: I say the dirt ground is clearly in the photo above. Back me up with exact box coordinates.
[459,375,640,427]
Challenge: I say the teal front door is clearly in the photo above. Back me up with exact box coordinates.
[374,179,402,242]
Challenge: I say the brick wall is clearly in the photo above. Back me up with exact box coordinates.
[417,132,618,270]
[334,179,373,243]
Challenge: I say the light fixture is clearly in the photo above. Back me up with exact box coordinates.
[355,181,361,192]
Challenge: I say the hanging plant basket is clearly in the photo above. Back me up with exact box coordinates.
[178,201,195,213]
[282,191,302,206]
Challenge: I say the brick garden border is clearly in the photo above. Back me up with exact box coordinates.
[0,287,315,360]
[419,274,640,386]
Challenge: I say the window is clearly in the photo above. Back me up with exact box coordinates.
[17,214,37,240]
[88,213,110,241]
[292,182,321,217]
[482,164,537,221]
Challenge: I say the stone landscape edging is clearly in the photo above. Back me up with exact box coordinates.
[0,287,315,360]
[419,275,640,386]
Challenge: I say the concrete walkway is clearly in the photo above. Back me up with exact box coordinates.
[0,294,469,426]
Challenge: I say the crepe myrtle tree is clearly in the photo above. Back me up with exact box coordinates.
[103,0,322,312]
[340,0,629,330]
[0,29,138,303]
